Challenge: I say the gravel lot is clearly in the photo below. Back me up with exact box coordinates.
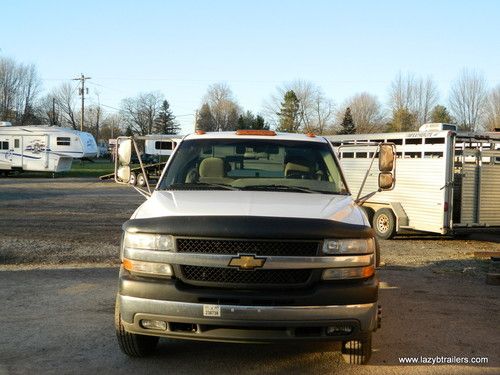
[0,178,499,374]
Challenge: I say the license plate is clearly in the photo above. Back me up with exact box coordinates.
[203,304,221,317]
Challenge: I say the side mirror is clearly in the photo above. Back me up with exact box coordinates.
[117,165,131,182]
[118,139,132,165]
[115,137,133,184]
[378,143,396,191]
[379,143,395,172]
[378,172,395,190]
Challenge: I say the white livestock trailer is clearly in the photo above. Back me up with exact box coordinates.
[327,124,500,238]
[0,122,97,174]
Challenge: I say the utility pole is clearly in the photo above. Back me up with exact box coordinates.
[72,73,91,131]
[52,97,56,125]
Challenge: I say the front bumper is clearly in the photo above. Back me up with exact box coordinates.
[118,294,378,343]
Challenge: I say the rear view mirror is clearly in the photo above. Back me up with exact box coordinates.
[117,166,131,182]
[378,172,395,190]
[118,139,132,165]
[378,143,396,191]
[379,143,395,172]
[115,137,133,184]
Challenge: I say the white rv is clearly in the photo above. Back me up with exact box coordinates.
[328,124,500,238]
[0,122,98,173]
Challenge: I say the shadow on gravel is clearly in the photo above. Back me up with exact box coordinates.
[392,231,500,243]
[381,258,491,278]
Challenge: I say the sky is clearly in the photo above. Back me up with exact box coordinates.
[1,0,499,133]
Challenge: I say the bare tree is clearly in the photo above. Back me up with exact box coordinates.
[485,85,500,131]
[449,68,488,131]
[0,57,42,124]
[121,91,164,135]
[388,72,438,129]
[36,93,60,125]
[264,80,335,133]
[336,92,385,133]
[0,57,21,122]
[202,83,241,131]
[54,82,79,129]
[100,113,124,140]
[414,76,438,125]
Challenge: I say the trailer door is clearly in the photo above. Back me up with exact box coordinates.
[459,145,500,226]
[478,150,500,225]
[11,137,22,168]
[0,138,12,170]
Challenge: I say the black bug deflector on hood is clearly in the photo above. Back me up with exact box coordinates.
[122,216,374,239]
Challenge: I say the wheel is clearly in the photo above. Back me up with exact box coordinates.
[373,208,396,240]
[137,173,147,187]
[115,296,159,357]
[361,207,375,226]
[341,332,372,365]
[129,172,137,186]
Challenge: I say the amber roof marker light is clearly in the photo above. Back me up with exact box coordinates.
[236,129,277,136]
[306,132,316,138]
[195,130,206,135]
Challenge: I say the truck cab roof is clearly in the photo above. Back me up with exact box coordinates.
[183,131,329,143]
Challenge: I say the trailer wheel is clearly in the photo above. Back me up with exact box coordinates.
[361,207,375,226]
[129,172,137,186]
[373,208,396,239]
[341,332,372,364]
[115,296,159,357]
[137,173,147,187]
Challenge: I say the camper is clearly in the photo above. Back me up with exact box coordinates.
[0,122,97,173]
[328,124,500,238]
[144,135,181,157]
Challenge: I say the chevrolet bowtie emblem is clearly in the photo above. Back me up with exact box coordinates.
[228,254,266,270]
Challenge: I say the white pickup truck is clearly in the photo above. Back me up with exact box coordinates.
[113,129,396,364]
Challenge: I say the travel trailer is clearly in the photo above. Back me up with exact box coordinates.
[144,135,182,157]
[328,124,500,238]
[0,122,97,173]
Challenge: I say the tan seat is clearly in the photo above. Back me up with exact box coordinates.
[284,162,310,179]
[199,157,233,184]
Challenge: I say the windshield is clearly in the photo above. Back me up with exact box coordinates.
[158,138,348,194]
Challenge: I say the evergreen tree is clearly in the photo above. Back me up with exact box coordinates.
[430,105,454,124]
[237,111,270,130]
[196,103,216,131]
[338,107,356,134]
[153,100,180,134]
[388,108,417,132]
[254,115,268,130]
[277,90,300,132]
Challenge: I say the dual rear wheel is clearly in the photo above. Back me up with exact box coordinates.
[128,172,147,187]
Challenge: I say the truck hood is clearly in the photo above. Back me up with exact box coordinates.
[132,190,367,226]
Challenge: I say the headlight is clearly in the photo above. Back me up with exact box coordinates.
[124,232,174,251]
[322,238,375,255]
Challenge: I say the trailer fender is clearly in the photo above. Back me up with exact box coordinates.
[388,202,409,230]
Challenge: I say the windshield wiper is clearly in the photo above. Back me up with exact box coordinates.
[241,184,326,194]
[165,182,239,191]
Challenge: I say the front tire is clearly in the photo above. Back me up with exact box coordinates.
[341,332,372,364]
[115,296,159,357]
[373,208,396,240]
